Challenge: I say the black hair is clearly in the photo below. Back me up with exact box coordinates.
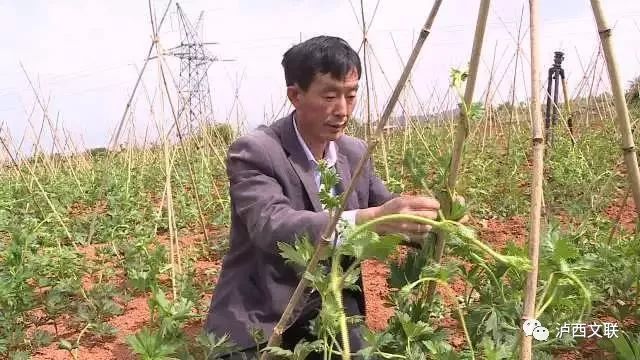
[281,35,362,91]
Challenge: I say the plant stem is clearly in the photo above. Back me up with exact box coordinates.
[332,277,350,360]
[535,273,558,318]
[73,323,92,360]
[350,213,445,238]
[563,272,592,322]
[352,213,529,270]
[470,252,505,302]
[330,245,350,360]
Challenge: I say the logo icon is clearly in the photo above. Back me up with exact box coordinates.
[532,326,550,341]
[522,319,549,341]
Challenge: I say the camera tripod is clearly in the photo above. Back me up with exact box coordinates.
[545,51,574,145]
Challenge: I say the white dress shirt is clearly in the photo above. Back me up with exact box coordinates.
[293,115,357,245]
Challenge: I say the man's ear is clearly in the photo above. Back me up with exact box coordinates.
[286,85,302,107]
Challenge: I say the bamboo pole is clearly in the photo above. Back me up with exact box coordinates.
[360,0,373,142]
[156,51,211,246]
[381,34,441,171]
[259,1,444,358]
[519,0,544,357]
[365,45,392,184]
[81,0,173,256]
[155,48,179,299]
[590,0,640,219]
[425,0,491,302]
[447,0,490,188]
[25,100,53,174]
[50,112,61,171]
[508,6,525,157]
[108,1,173,151]
[25,83,56,174]
[586,49,602,126]
[561,76,575,142]
[389,32,432,124]
[480,41,499,154]
[593,58,606,122]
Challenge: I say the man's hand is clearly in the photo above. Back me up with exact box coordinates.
[356,195,440,238]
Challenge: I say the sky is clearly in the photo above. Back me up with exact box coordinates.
[1,0,639,156]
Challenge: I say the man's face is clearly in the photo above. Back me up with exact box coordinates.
[288,68,359,143]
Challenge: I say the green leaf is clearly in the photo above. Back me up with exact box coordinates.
[424,340,456,358]
[249,326,265,346]
[468,102,486,122]
[480,337,510,360]
[454,224,477,242]
[277,235,327,269]
[195,332,238,359]
[339,229,374,259]
[420,261,460,283]
[278,241,308,268]
[342,267,361,291]
[262,346,294,358]
[553,237,579,263]
[361,233,403,261]
[389,250,427,289]
[449,199,468,221]
[317,160,342,211]
[58,339,75,351]
[92,322,119,337]
[303,269,330,294]
[150,287,171,314]
[397,312,434,340]
[598,331,640,360]
[450,67,469,90]
[126,327,180,360]
[485,310,499,336]
[293,339,324,359]
[9,351,30,360]
[100,299,124,317]
[32,329,55,347]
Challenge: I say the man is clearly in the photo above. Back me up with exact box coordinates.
[204,35,440,359]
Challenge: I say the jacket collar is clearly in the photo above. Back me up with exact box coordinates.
[292,113,337,169]
[272,111,358,212]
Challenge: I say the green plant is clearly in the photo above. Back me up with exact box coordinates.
[264,161,531,359]
[598,330,640,359]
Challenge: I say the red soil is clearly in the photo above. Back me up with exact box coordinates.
[603,196,637,233]
[29,225,224,360]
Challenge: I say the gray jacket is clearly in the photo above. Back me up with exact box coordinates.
[204,112,395,350]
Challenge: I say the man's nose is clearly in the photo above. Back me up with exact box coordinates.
[333,96,348,117]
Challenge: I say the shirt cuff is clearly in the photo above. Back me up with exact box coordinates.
[325,210,358,247]
[340,210,358,227]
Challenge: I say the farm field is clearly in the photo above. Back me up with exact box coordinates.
[2,98,640,359]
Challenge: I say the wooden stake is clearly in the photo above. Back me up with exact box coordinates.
[508,5,525,157]
[360,0,373,142]
[590,0,640,219]
[520,0,544,357]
